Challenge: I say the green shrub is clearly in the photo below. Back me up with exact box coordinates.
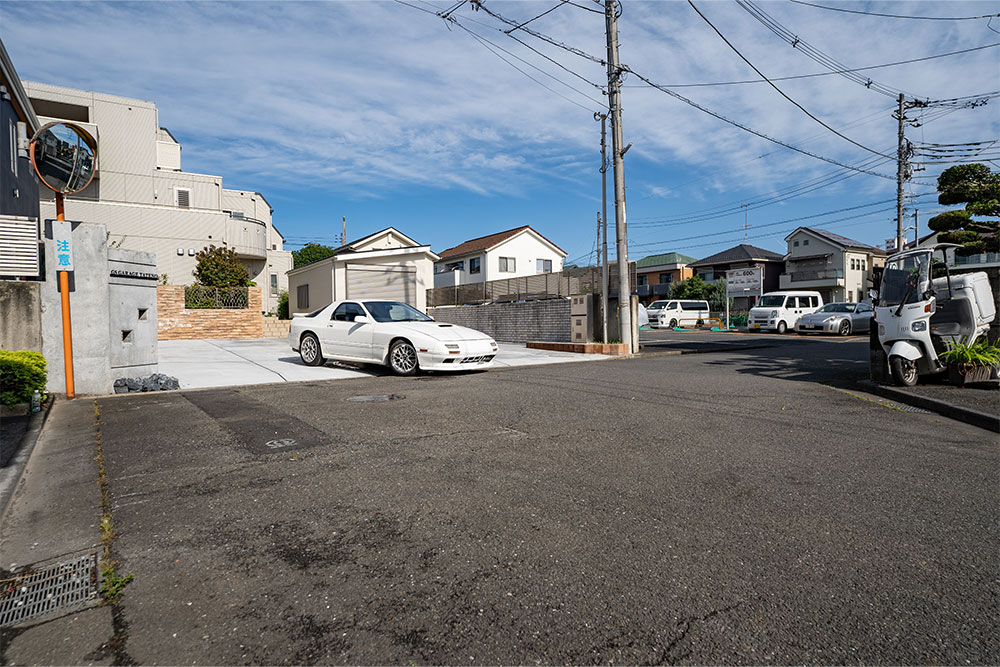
[277,290,289,319]
[938,340,1000,368]
[0,350,47,406]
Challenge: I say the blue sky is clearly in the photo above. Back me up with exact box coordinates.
[2,1,997,265]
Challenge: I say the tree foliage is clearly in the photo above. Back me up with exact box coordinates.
[192,245,250,288]
[928,163,999,256]
[292,242,336,268]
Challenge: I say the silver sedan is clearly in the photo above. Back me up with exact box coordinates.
[796,302,873,336]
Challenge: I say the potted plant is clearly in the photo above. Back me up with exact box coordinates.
[938,340,1000,386]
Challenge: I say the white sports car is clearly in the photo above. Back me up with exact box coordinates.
[288,300,498,375]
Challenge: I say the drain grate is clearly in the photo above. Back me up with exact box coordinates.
[0,552,98,627]
[345,394,405,403]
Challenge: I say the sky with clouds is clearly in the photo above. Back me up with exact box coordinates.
[2,0,998,264]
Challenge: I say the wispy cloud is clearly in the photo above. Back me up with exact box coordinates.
[1,0,997,255]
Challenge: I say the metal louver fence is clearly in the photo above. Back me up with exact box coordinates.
[427,264,636,307]
[184,285,249,309]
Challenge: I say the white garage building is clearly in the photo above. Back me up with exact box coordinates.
[287,228,438,314]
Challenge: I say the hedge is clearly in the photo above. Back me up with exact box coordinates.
[0,350,47,406]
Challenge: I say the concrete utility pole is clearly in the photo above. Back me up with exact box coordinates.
[895,93,906,254]
[740,203,750,242]
[595,111,609,344]
[913,209,919,246]
[605,0,632,349]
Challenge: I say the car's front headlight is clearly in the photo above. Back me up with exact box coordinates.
[770,310,778,318]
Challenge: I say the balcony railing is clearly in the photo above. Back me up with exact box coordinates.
[955,252,999,265]
[783,269,844,282]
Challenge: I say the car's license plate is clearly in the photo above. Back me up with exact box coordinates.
[752,323,760,329]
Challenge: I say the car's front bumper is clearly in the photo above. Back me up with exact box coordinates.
[417,339,497,371]
[797,319,838,334]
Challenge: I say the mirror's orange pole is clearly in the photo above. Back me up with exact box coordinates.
[56,193,75,400]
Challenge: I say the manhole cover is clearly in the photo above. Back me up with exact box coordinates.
[345,394,405,403]
[0,552,97,627]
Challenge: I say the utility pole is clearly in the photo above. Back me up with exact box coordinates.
[605,0,632,349]
[342,216,347,246]
[595,111,609,344]
[895,93,906,254]
[740,203,750,242]
[913,209,919,246]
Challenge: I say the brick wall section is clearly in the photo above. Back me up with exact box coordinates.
[428,299,570,343]
[157,285,263,340]
[262,318,291,338]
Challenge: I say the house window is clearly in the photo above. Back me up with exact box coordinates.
[659,273,672,284]
[848,291,854,302]
[536,259,552,273]
[270,273,278,297]
[469,257,481,274]
[803,239,809,246]
[637,275,648,286]
[862,260,866,271]
[175,188,191,208]
[793,241,799,247]
[499,257,515,273]
[9,121,17,176]
[230,211,245,220]
[444,260,464,272]
[850,258,855,270]
[297,284,309,309]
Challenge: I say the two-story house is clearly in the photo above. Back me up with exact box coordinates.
[687,244,785,310]
[22,82,293,314]
[434,226,566,288]
[780,227,886,303]
[634,252,695,305]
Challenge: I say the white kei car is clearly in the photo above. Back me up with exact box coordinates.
[288,300,498,375]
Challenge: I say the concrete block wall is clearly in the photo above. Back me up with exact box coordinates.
[427,299,570,343]
[157,285,263,340]
[0,281,42,352]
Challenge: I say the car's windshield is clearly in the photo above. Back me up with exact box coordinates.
[757,295,785,307]
[818,303,856,313]
[648,301,669,309]
[879,254,931,307]
[363,301,433,323]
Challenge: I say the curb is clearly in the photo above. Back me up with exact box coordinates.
[856,379,999,433]
[0,395,56,522]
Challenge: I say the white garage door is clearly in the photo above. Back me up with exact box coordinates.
[346,264,417,305]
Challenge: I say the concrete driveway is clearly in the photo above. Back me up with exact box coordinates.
[158,338,603,389]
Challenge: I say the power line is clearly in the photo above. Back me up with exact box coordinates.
[736,0,919,99]
[788,1,1000,22]
[688,0,893,159]
[621,43,1000,89]
[623,66,897,180]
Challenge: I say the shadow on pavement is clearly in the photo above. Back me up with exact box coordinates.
[700,340,869,386]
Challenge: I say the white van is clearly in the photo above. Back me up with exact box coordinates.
[649,299,711,328]
[748,291,823,333]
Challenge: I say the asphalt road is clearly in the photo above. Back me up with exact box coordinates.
[96,339,998,664]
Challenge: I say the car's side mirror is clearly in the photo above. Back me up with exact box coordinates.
[922,289,936,301]
[353,315,369,324]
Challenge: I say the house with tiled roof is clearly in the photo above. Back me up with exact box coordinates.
[688,244,786,310]
[780,227,887,303]
[634,252,697,304]
[434,226,567,288]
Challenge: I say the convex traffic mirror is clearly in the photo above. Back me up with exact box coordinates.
[29,121,98,194]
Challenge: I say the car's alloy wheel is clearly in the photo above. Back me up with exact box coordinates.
[776,321,787,334]
[889,355,918,386]
[839,320,852,336]
[300,333,324,367]
[389,340,418,376]
[669,318,678,328]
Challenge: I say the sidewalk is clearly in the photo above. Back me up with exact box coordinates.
[0,398,114,664]
[857,378,999,433]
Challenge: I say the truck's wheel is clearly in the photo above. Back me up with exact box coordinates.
[889,355,918,386]
[776,321,787,334]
